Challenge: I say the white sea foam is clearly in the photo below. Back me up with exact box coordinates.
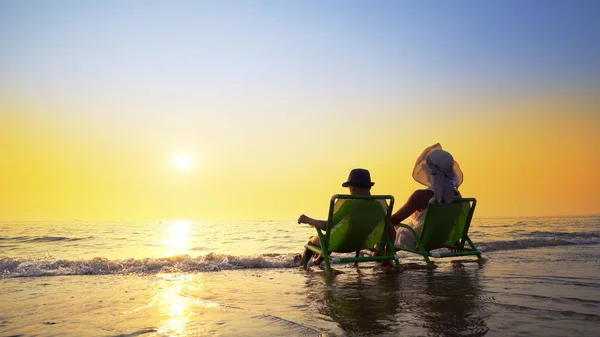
[2,235,600,278]
[0,253,301,278]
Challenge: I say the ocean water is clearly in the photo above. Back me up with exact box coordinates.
[1,216,599,336]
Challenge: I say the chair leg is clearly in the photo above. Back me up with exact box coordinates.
[422,254,434,269]
[412,238,434,269]
[465,236,482,260]
[322,248,331,271]
[324,257,331,270]
[383,239,402,271]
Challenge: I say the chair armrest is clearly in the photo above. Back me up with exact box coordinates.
[314,228,326,247]
[395,223,420,239]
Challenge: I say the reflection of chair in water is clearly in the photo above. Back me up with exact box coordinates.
[394,198,482,268]
[419,262,490,336]
[306,271,401,336]
[303,194,400,271]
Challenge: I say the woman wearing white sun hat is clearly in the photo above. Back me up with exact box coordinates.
[390,143,464,248]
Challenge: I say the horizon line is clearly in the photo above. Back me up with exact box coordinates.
[1,213,599,223]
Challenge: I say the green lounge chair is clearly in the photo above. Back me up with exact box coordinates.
[394,198,481,269]
[303,194,400,271]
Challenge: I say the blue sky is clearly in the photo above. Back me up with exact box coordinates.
[2,0,599,105]
[1,1,600,219]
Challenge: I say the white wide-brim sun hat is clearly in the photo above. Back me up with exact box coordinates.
[412,143,463,188]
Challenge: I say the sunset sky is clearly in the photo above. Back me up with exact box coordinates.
[1,0,599,221]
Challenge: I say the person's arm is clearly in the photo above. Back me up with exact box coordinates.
[390,189,434,225]
[298,214,328,230]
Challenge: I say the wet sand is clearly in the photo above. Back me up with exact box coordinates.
[2,244,599,336]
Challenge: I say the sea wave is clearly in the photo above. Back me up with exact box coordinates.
[528,231,600,239]
[0,235,93,243]
[478,233,600,253]
[2,233,599,278]
[0,253,300,278]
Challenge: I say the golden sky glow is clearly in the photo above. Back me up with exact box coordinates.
[1,92,598,221]
[1,2,599,221]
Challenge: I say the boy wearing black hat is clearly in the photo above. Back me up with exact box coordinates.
[297,168,375,269]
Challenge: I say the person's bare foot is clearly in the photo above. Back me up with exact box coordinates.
[449,240,461,253]
[378,260,396,269]
[313,255,323,266]
[293,253,302,266]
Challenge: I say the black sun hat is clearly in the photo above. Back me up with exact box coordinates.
[341,168,375,188]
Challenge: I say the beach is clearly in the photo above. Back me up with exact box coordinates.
[3,1,600,335]
[1,216,599,336]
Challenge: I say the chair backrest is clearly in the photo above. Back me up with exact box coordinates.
[418,198,477,251]
[325,194,395,253]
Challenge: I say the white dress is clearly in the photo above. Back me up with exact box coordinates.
[394,208,428,249]
[394,189,461,249]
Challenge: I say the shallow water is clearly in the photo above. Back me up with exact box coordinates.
[1,216,600,336]
[1,216,599,277]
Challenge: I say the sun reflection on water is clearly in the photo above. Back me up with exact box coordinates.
[156,273,193,336]
[163,221,191,256]
[152,273,225,336]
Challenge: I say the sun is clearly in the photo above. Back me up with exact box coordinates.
[173,153,192,170]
